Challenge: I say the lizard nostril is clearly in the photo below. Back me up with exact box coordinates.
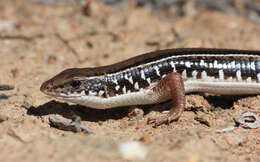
[40,80,52,92]
[40,82,47,92]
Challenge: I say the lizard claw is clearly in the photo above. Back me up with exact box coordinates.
[147,111,172,127]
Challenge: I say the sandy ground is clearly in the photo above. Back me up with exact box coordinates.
[0,0,260,162]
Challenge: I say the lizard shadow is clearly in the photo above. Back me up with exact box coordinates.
[202,94,255,110]
[27,100,133,122]
[142,93,256,113]
[27,94,255,122]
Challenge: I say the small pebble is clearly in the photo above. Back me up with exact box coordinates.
[0,85,14,91]
[139,134,150,142]
[216,111,260,133]
[136,122,145,129]
[47,55,57,64]
[0,94,8,99]
[119,120,128,129]
[49,115,92,134]
[216,126,235,133]
[83,0,106,16]
[10,68,19,78]
[118,141,148,160]
[194,113,212,127]
[234,112,260,129]
[21,101,32,109]
[128,107,144,120]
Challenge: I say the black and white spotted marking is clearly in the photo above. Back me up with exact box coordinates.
[80,54,260,98]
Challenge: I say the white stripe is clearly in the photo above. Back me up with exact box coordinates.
[247,62,251,72]
[112,79,118,84]
[128,76,134,84]
[89,91,97,96]
[98,90,104,96]
[182,70,187,79]
[134,82,139,90]
[223,63,227,69]
[204,62,208,68]
[124,74,128,81]
[122,86,126,94]
[219,70,224,80]
[140,70,146,80]
[185,61,191,68]
[201,71,208,80]
[236,62,241,69]
[192,70,198,79]
[218,63,223,69]
[236,70,242,81]
[170,61,176,72]
[200,60,205,66]
[209,63,213,68]
[247,77,252,82]
[115,85,120,91]
[251,61,256,71]
[213,60,218,68]
[231,61,236,69]
[125,74,133,84]
[227,62,232,70]
[154,66,160,76]
[242,62,246,69]
[146,78,151,84]
[257,73,260,82]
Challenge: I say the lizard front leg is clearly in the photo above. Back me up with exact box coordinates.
[148,72,185,126]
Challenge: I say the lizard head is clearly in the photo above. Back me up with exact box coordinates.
[40,68,91,98]
[40,68,111,109]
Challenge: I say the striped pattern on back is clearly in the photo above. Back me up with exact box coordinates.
[83,50,260,97]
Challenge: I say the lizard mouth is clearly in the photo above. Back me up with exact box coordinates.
[43,89,87,99]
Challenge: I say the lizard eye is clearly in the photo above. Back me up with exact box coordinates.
[70,80,81,88]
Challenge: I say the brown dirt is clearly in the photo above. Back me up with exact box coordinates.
[0,1,260,162]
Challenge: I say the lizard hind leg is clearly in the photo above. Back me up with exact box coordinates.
[147,72,185,127]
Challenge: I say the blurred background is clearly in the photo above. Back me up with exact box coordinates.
[1,0,260,162]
